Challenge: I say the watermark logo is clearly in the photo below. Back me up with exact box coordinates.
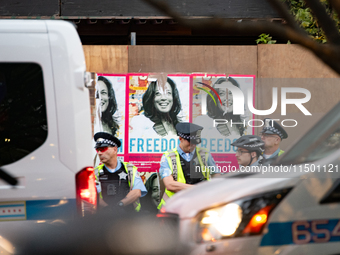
[195,82,222,106]
[197,82,312,116]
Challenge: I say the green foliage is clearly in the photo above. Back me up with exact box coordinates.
[287,0,340,43]
[256,33,277,44]
[256,0,340,44]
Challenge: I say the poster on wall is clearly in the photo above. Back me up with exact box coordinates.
[127,74,191,172]
[192,74,255,169]
[92,72,256,211]
[138,171,161,213]
[94,74,126,162]
[93,73,163,212]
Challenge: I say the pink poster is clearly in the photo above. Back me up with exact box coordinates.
[126,74,191,172]
[93,74,127,165]
[192,74,255,171]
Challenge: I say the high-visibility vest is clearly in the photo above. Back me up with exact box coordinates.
[278,150,285,156]
[157,147,210,209]
[95,162,141,212]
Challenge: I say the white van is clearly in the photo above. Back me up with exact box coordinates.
[0,20,96,253]
[158,102,340,255]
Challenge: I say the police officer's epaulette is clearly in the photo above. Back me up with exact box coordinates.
[198,147,209,153]
[166,149,177,158]
[168,148,177,153]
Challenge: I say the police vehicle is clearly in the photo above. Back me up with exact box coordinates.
[158,101,340,255]
[0,20,96,254]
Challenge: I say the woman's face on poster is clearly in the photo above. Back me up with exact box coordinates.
[151,177,160,207]
[217,82,233,113]
[154,82,173,113]
[98,80,109,112]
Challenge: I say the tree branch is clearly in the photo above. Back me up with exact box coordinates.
[142,0,340,75]
[304,0,340,44]
[328,0,340,20]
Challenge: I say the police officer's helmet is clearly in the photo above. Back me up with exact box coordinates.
[231,135,264,156]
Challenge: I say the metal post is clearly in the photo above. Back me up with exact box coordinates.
[131,32,136,45]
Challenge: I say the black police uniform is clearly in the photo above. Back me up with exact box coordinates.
[179,152,205,184]
[94,132,136,212]
[98,164,135,211]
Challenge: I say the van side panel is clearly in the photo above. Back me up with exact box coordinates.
[46,21,93,173]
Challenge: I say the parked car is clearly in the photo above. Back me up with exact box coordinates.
[0,20,96,254]
[158,101,340,255]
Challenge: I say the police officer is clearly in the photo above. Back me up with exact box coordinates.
[158,123,218,209]
[94,132,147,212]
[260,119,288,164]
[231,135,264,167]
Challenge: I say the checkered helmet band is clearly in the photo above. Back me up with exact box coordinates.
[178,132,200,140]
[96,138,117,147]
[262,126,283,139]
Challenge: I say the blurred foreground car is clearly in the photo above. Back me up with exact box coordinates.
[15,210,183,255]
[159,102,340,255]
[0,20,96,254]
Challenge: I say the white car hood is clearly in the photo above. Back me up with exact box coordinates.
[164,173,303,219]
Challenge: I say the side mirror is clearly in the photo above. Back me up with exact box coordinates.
[0,168,18,186]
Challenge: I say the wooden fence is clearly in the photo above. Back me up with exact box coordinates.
[84,44,340,150]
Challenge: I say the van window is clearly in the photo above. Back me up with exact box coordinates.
[0,63,47,166]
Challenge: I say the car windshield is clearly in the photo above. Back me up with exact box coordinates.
[279,101,340,165]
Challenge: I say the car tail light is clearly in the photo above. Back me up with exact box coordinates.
[76,167,97,216]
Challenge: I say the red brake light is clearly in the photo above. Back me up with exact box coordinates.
[76,167,97,216]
